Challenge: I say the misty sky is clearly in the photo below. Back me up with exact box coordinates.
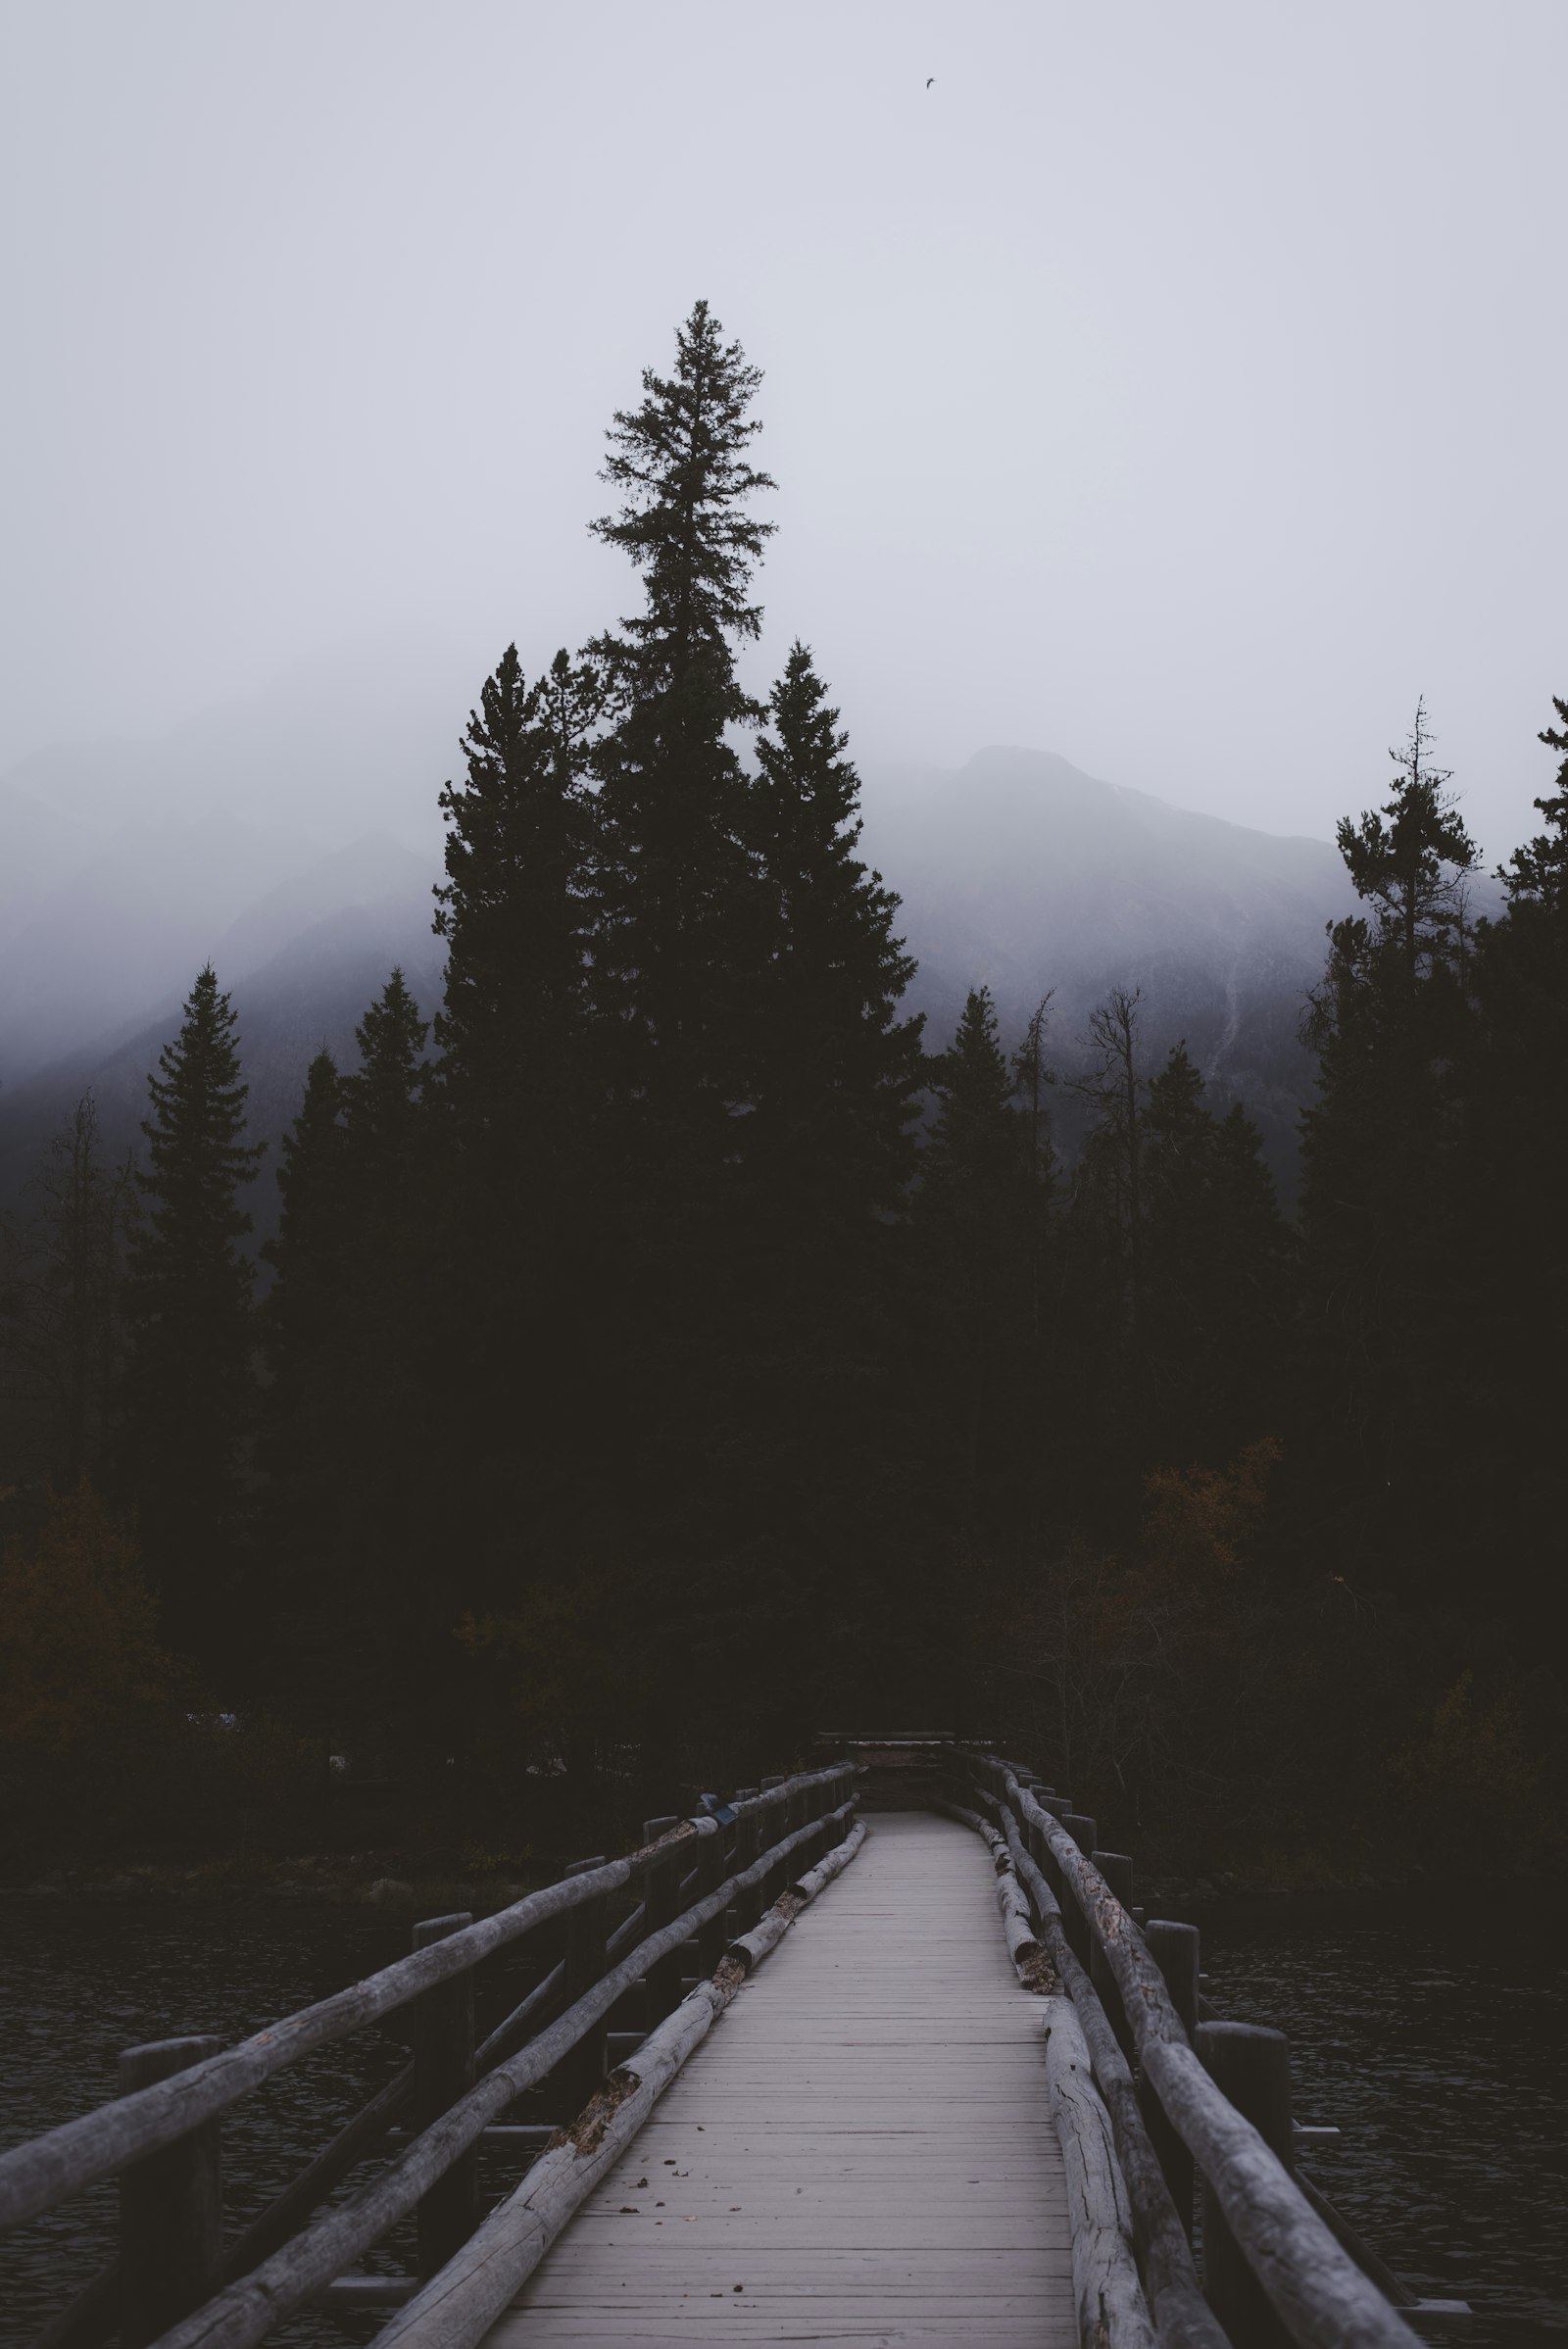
[2,0,1564,857]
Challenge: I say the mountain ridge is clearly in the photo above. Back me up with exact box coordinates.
[1,703,1371,1206]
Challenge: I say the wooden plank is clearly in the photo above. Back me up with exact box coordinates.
[484,1812,1074,2347]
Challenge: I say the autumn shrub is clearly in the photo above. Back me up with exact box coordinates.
[0,1484,187,1868]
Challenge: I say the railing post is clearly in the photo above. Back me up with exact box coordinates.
[119,2035,223,2349]
[1143,1920,1200,2236]
[556,1860,612,2117]
[1198,2019,1295,2346]
[810,1775,831,1863]
[695,1825,728,1975]
[411,1912,478,2276]
[639,1824,684,2027]
[731,1795,761,1933]
[816,1770,834,1840]
[760,1775,787,1906]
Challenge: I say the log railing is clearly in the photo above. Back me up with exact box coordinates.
[2,1760,858,2349]
[949,1749,1471,2349]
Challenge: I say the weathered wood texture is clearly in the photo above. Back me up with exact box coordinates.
[374,1825,871,2349]
[411,1914,479,2276]
[982,1797,1227,2349]
[0,1766,855,2236]
[985,1760,1425,2349]
[145,1799,857,2349]
[476,1812,1076,2347]
[118,2037,222,2349]
[1040,1997,1156,2349]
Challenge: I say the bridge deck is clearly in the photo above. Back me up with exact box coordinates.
[485,1809,1074,2344]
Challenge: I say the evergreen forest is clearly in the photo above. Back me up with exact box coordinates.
[2,305,1563,1884]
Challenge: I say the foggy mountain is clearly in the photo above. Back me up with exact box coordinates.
[0,660,1367,1211]
[864,746,1362,1169]
[0,639,466,1081]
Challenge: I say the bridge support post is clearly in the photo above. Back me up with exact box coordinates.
[1142,1920,1200,2238]
[639,1828,684,2028]
[731,1797,761,1933]
[118,2035,223,2349]
[557,1863,612,2114]
[760,1776,788,1906]
[695,1827,728,1975]
[411,1912,479,2276]
[1198,2020,1295,2346]
[808,1775,834,1869]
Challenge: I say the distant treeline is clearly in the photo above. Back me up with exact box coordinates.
[1,306,1562,1878]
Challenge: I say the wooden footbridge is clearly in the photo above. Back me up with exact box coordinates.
[1,1742,1470,2349]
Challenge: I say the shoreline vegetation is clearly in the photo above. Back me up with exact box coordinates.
[7,1836,1562,1920]
[2,304,1563,1893]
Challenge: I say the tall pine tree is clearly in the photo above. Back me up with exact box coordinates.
[435,643,602,1116]
[1142,1048,1293,1462]
[257,1051,349,1705]
[1446,699,1568,1620]
[567,303,784,1731]
[747,642,924,1269]
[325,973,439,1748]
[1299,704,1479,1588]
[430,643,608,1584]
[0,1094,138,1488]
[123,966,263,1665]
[916,988,1032,1522]
[588,300,774,1177]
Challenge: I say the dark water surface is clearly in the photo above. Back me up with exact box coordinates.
[0,1897,551,2349]
[1195,1886,1567,2345]
[1,1884,1563,2346]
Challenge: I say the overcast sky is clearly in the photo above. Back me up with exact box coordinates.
[2,0,1564,856]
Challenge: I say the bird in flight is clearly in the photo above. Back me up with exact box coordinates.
[926,76,935,86]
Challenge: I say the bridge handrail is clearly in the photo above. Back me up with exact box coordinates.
[145,1794,858,2349]
[0,1761,854,2238]
[971,1752,1422,2349]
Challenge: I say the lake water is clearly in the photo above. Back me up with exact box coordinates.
[1,1881,1562,2347]
[1194,1886,1567,2345]
[0,1897,546,2349]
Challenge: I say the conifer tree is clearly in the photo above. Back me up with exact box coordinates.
[332,966,430,1514]
[0,1095,138,1486]
[123,965,263,1661]
[255,1052,350,1707]
[1143,1049,1292,1459]
[1331,699,1477,981]
[1069,987,1147,1353]
[303,973,439,1744]
[1446,700,1568,1616]
[924,988,1021,1197]
[342,967,428,1199]
[917,988,1032,1513]
[748,642,924,1260]
[1498,694,1568,912]
[430,646,608,1576]
[1299,705,1479,1586]
[267,1052,348,1347]
[434,643,602,1114]
[558,302,786,1695]
[588,301,775,1154]
[1009,996,1059,1342]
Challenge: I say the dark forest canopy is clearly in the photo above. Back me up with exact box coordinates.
[0,309,1562,1879]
